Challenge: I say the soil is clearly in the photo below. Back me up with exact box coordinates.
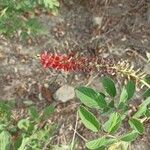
[0,0,150,149]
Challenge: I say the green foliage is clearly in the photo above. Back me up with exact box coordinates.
[78,106,100,132]
[86,137,116,150]
[0,131,11,150]
[118,81,135,109]
[0,0,59,38]
[42,105,55,120]
[85,137,107,150]
[125,81,135,100]
[0,101,11,123]
[38,0,59,14]
[75,87,107,109]
[101,76,116,97]
[133,97,150,118]
[128,118,144,134]
[76,76,150,150]
[143,88,150,98]
[145,108,150,117]
[120,131,138,142]
[103,112,122,133]
[0,101,57,150]
[119,86,128,106]
[28,106,39,121]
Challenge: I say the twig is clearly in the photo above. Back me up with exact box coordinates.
[70,112,78,150]
[72,128,87,142]
[85,73,99,87]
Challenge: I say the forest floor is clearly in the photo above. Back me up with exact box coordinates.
[0,0,150,149]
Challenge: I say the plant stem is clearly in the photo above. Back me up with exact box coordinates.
[71,127,87,142]
[70,112,78,150]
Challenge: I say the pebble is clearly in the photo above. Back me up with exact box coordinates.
[9,58,16,64]
[93,16,103,27]
[53,84,75,102]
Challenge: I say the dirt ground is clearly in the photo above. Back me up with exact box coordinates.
[0,0,150,149]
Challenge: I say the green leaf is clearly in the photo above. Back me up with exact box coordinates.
[78,106,100,132]
[75,87,107,109]
[120,130,138,142]
[0,7,8,17]
[101,76,116,97]
[42,105,55,120]
[0,101,11,122]
[28,106,39,121]
[43,0,59,8]
[145,109,150,117]
[108,100,115,108]
[17,119,30,131]
[40,0,60,15]
[86,137,116,150]
[14,136,22,149]
[103,112,121,133]
[144,76,150,85]
[119,86,128,105]
[85,137,106,150]
[129,118,144,134]
[134,97,150,118]
[119,81,135,106]
[143,89,150,98]
[126,80,135,100]
[18,137,30,150]
[0,131,11,150]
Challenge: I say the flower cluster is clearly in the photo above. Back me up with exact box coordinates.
[40,51,115,74]
[40,51,89,71]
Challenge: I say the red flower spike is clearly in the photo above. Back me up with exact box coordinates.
[40,51,117,76]
[40,51,88,72]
